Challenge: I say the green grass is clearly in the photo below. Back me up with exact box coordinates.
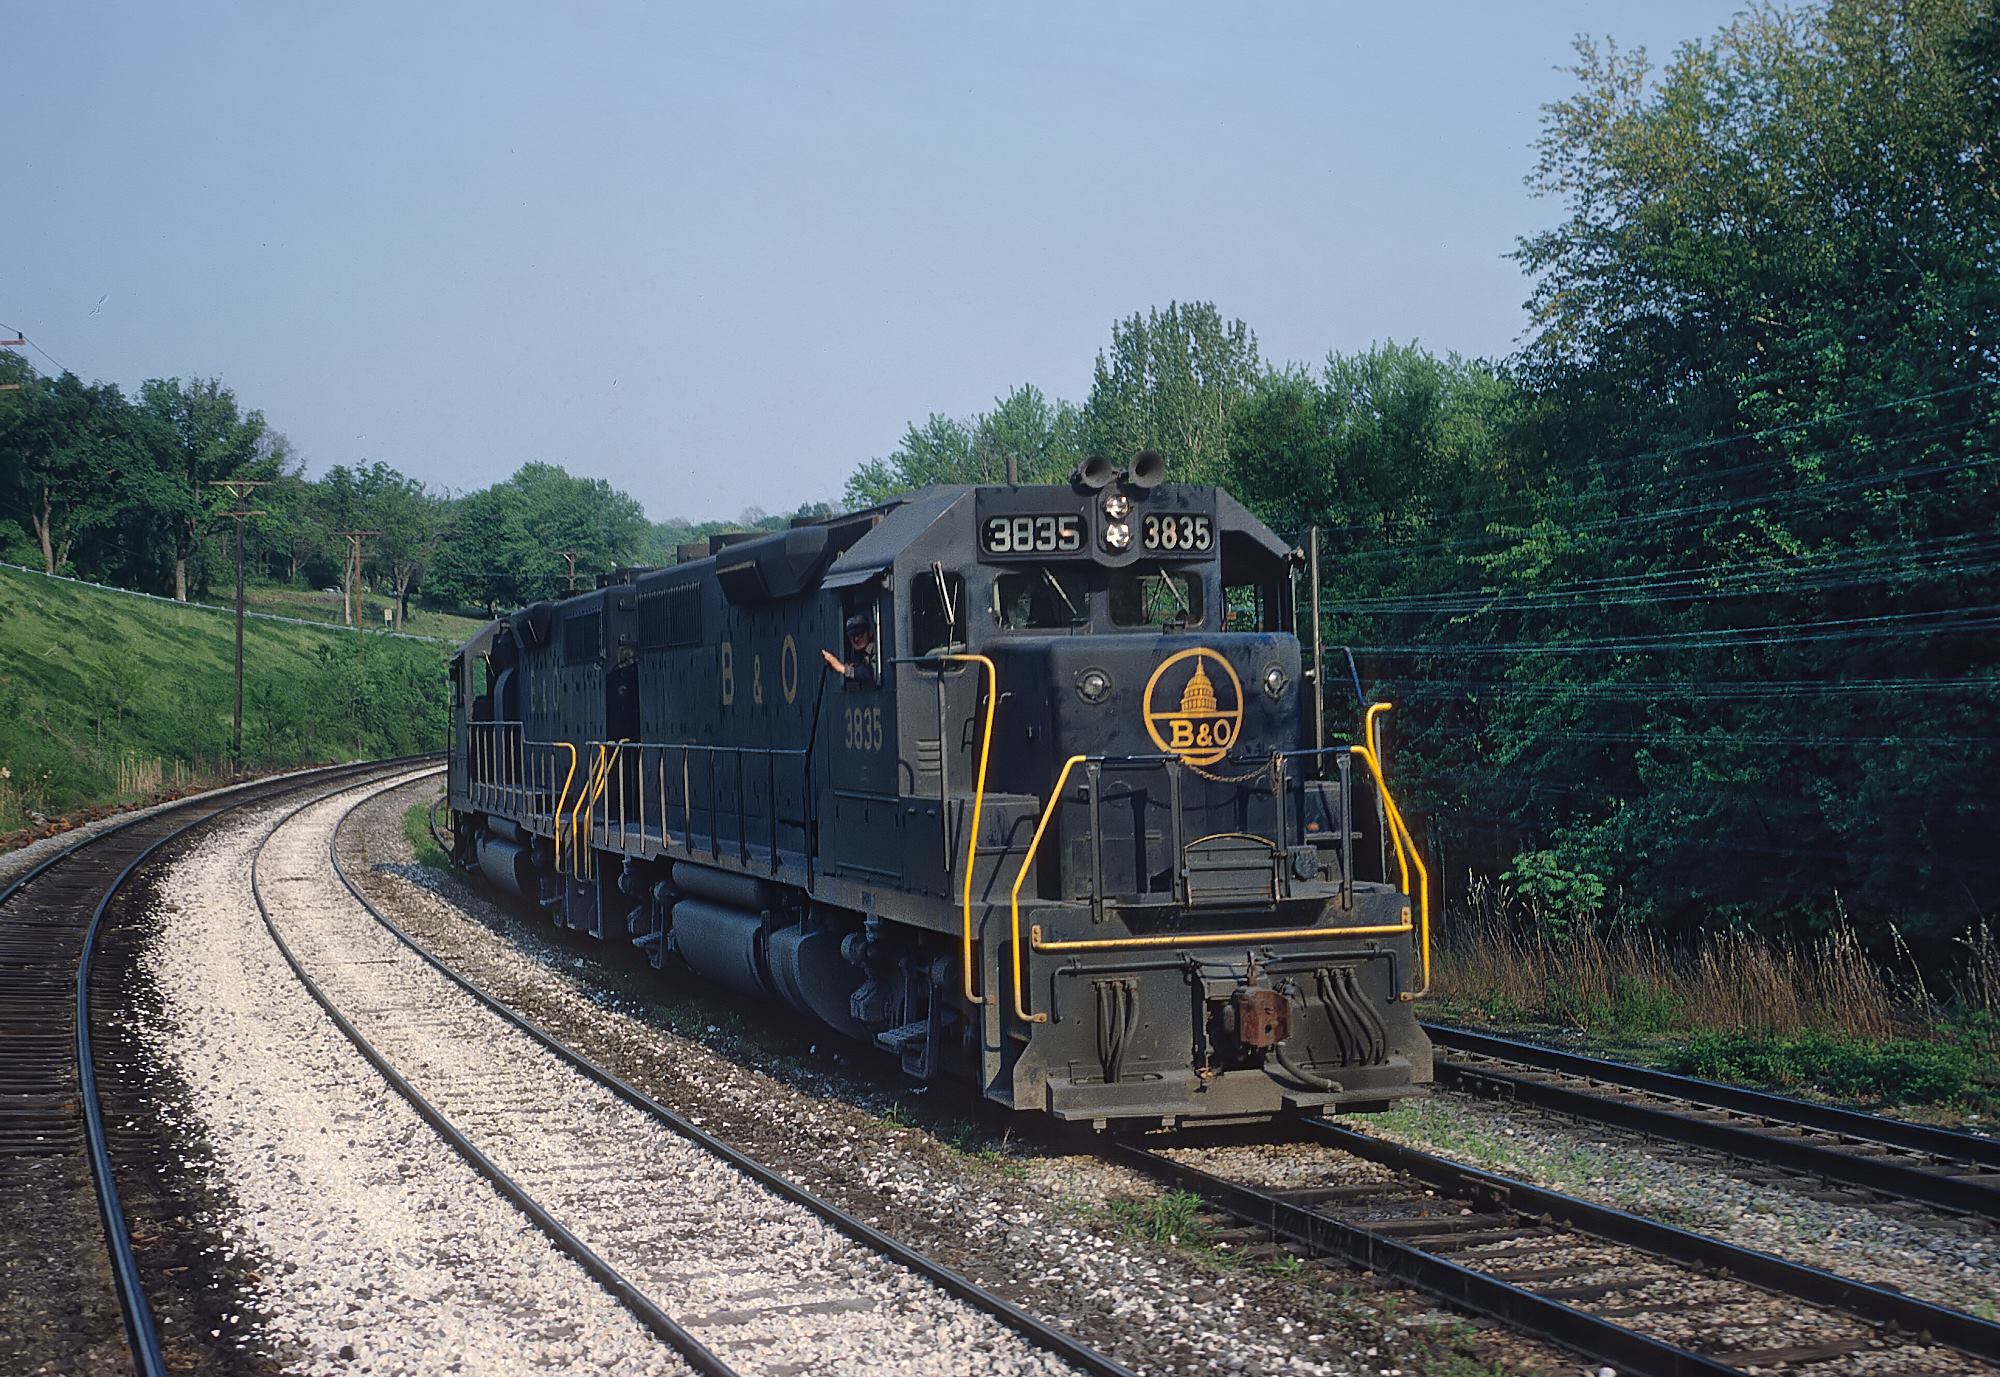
[402,800,450,869]
[1669,1027,1996,1111]
[0,564,449,836]
[198,582,485,641]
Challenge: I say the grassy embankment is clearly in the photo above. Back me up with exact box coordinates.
[1428,881,1999,1117]
[196,581,487,641]
[0,564,450,838]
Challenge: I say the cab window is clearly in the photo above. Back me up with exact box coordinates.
[1224,580,1277,631]
[910,567,965,656]
[992,567,1090,629]
[1109,569,1203,629]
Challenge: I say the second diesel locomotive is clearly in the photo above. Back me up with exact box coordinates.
[446,455,1433,1127]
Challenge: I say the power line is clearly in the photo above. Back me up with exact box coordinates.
[0,321,74,378]
[1323,538,2000,617]
[1378,674,2000,702]
[1298,379,1998,540]
[1307,423,1989,565]
[1343,601,2000,656]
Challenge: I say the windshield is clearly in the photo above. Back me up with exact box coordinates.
[992,566,1090,629]
[1109,568,1203,629]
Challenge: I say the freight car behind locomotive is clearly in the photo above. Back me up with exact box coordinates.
[448,457,1433,1126]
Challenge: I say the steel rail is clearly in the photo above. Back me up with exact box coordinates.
[2,755,431,1377]
[1426,1022,2000,1165]
[325,771,1137,1377]
[1300,1118,2000,1361]
[1425,1023,2000,1219]
[249,772,745,1377]
[1117,1115,2000,1376]
[1109,1140,1737,1377]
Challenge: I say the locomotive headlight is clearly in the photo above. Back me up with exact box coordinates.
[1104,520,1132,551]
[1076,668,1113,705]
[1262,664,1289,699]
[1102,492,1131,520]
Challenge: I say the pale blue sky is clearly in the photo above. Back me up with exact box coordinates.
[7,2,1743,521]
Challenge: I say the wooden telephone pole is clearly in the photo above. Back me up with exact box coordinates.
[332,530,380,629]
[210,480,270,767]
[0,332,23,391]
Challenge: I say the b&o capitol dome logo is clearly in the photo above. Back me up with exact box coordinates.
[1142,648,1244,767]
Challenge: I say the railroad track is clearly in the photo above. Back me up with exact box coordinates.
[1112,1117,2000,1377]
[245,770,1126,1377]
[1425,1022,2000,1221]
[0,756,429,1377]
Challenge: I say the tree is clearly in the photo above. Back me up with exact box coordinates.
[138,377,280,601]
[1463,0,2000,940]
[1082,302,1262,485]
[0,365,153,575]
[843,385,1083,506]
[370,472,452,628]
[426,462,647,611]
[258,471,333,583]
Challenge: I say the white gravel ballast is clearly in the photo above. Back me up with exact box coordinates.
[235,778,1083,1377]
[140,787,694,1376]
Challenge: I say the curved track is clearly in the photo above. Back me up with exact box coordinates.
[0,757,427,1377]
[1426,1022,2000,1220]
[250,769,1129,1377]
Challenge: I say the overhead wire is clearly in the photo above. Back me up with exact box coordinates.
[0,321,75,378]
[1293,379,1997,541]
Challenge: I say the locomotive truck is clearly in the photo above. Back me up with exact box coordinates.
[446,454,1433,1127]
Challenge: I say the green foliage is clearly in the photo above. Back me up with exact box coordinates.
[402,799,449,869]
[1106,1191,1209,1248]
[844,384,1083,506]
[1670,1029,1991,1109]
[426,461,649,612]
[1083,302,1261,484]
[138,375,282,600]
[1499,850,1607,935]
[0,564,446,833]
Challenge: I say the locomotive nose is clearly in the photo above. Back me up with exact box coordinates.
[1036,635,1300,765]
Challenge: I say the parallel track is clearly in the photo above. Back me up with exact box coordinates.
[275,770,1131,1377]
[1114,1119,2000,1377]
[0,757,428,1377]
[1426,1022,2000,1220]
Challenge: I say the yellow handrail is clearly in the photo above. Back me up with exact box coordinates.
[569,744,603,878]
[1364,703,1411,895]
[1032,920,1414,953]
[1008,753,1423,1013]
[572,741,626,879]
[1009,707,1434,1005]
[932,654,998,1007]
[1006,753,1087,1024]
[550,741,580,873]
[1352,702,1430,997]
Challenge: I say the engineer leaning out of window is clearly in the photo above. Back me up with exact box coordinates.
[821,614,876,688]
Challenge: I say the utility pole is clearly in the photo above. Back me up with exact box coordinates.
[0,333,23,391]
[211,480,270,768]
[333,530,380,630]
[558,548,585,593]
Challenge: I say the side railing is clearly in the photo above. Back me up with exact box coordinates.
[463,721,577,837]
[1005,704,1431,1023]
[566,737,815,880]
